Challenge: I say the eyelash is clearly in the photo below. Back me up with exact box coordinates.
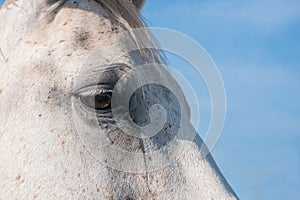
[75,85,113,96]
[79,88,112,97]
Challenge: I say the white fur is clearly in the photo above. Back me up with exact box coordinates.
[0,0,238,199]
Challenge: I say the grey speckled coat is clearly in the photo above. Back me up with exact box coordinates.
[0,0,238,199]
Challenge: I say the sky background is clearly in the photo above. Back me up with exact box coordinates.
[1,0,299,199]
[141,0,300,199]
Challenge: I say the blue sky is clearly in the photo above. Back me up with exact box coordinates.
[142,0,300,199]
[1,0,299,199]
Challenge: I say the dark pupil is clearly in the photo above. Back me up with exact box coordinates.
[80,93,112,110]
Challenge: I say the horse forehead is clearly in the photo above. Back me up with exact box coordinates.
[2,2,142,96]
[38,8,121,45]
[23,10,132,76]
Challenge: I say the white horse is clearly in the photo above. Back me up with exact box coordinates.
[0,0,238,199]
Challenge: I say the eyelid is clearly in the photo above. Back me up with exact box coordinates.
[74,84,113,96]
[73,63,131,93]
[80,88,112,97]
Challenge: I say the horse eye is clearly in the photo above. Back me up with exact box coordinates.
[71,0,79,6]
[80,92,112,110]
